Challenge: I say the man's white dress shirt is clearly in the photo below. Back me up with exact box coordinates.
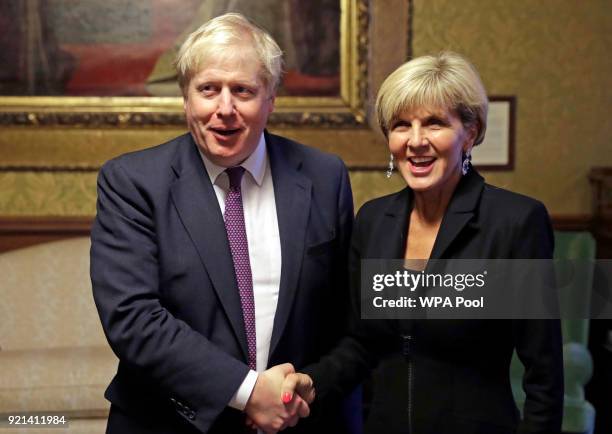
[199,134,282,410]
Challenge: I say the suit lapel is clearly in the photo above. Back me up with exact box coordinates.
[384,173,483,335]
[429,170,484,259]
[378,188,412,259]
[378,171,484,260]
[169,134,249,360]
[266,132,312,357]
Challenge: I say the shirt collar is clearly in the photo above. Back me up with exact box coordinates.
[199,133,267,187]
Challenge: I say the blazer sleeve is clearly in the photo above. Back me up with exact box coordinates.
[90,159,249,433]
[511,202,564,434]
[302,202,398,400]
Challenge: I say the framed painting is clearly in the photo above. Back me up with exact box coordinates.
[0,0,343,98]
[0,0,412,170]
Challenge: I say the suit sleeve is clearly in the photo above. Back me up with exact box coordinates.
[511,202,564,434]
[90,160,249,433]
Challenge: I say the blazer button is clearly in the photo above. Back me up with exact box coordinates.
[188,411,196,420]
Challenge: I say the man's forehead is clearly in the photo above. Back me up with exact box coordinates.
[192,49,264,81]
[192,67,261,83]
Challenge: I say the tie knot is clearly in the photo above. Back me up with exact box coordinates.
[225,166,245,189]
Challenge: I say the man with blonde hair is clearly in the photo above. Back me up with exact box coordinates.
[91,13,354,434]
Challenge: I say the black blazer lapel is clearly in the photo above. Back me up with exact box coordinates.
[265,132,312,358]
[430,170,484,259]
[377,171,484,260]
[377,188,413,259]
[169,135,249,360]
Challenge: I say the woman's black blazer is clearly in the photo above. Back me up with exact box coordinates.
[305,169,563,434]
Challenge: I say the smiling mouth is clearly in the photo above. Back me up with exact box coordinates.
[408,157,436,167]
[210,127,241,136]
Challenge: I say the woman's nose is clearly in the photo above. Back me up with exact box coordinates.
[408,126,427,148]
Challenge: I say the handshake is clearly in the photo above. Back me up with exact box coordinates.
[244,364,315,433]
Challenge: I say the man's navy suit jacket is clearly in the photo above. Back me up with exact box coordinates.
[90,131,354,433]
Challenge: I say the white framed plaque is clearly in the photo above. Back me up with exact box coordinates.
[471,96,515,170]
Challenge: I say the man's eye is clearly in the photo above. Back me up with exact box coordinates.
[235,86,253,96]
[198,85,217,95]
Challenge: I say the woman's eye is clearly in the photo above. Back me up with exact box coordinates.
[427,117,447,128]
[392,121,410,130]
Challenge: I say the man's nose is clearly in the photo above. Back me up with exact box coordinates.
[216,89,235,117]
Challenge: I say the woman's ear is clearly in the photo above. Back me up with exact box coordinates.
[464,123,478,152]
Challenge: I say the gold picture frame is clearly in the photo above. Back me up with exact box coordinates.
[0,0,411,170]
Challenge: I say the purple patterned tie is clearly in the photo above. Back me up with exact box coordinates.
[224,167,257,371]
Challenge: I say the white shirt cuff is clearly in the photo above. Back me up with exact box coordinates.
[228,370,259,411]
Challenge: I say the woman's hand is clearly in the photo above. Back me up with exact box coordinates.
[244,366,315,433]
[281,372,316,405]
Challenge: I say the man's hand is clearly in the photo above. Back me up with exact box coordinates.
[244,363,311,433]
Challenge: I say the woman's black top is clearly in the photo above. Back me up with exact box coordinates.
[304,170,563,434]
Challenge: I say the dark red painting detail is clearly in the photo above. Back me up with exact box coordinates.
[0,0,340,97]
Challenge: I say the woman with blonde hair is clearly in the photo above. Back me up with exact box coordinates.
[288,52,563,434]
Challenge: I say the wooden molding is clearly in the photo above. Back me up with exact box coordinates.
[0,214,597,254]
[551,214,593,232]
[0,216,92,253]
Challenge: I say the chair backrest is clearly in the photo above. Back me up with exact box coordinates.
[511,230,597,434]
[554,232,596,343]
[0,237,107,351]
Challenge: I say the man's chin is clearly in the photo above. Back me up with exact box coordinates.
[197,134,260,167]
[206,149,250,168]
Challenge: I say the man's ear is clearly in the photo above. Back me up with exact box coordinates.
[181,83,189,111]
[268,93,276,114]
[182,89,189,111]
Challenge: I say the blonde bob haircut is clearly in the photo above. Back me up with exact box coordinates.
[174,13,283,95]
[376,52,488,146]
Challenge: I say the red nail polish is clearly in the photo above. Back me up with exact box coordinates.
[282,392,292,403]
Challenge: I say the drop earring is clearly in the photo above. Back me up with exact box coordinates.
[462,150,472,176]
[386,154,394,178]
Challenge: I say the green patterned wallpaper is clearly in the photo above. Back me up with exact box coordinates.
[0,170,405,216]
[0,0,610,216]
[0,172,97,216]
[410,0,612,215]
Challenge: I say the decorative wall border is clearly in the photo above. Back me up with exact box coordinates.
[0,217,92,253]
[0,214,594,254]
